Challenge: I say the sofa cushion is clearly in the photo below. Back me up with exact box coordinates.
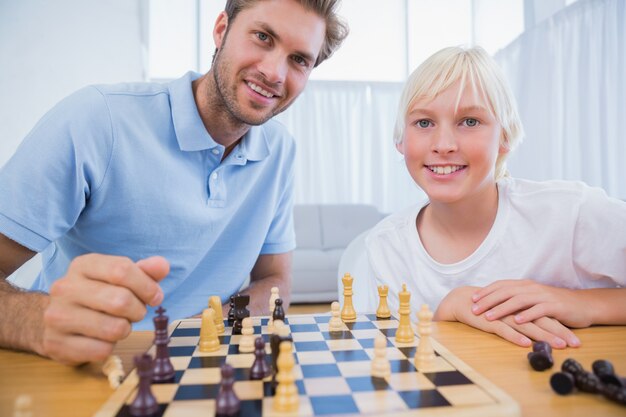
[294,205,322,248]
[320,204,384,249]
[292,249,336,272]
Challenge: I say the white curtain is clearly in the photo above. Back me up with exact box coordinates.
[276,81,426,214]
[495,0,626,199]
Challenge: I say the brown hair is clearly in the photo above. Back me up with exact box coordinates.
[224,0,349,67]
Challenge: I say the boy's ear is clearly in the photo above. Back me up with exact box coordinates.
[395,141,405,155]
[213,11,229,49]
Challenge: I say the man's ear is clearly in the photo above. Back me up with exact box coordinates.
[213,11,229,49]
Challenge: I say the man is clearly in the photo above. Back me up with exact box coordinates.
[0,0,348,365]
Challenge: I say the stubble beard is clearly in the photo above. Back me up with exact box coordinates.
[212,51,277,127]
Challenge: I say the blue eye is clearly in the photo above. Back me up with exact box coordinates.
[257,32,268,42]
[417,120,431,128]
[464,118,479,127]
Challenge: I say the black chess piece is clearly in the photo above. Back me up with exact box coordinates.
[550,371,576,395]
[227,295,235,325]
[592,359,623,387]
[602,383,626,406]
[152,306,175,382]
[250,337,270,380]
[575,371,603,394]
[232,294,251,335]
[561,358,584,376]
[216,363,240,416]
[272,298,285,322]
[527,341,554,371]
[129,354,159,417]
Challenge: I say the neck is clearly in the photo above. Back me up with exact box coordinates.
[192,72,249,149]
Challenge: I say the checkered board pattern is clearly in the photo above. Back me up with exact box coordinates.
[95,313,520,417]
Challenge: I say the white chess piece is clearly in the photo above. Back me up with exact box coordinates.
[371,335,391,378]
[239,317,255,353]
[328,301,343,332]
[415,304,435,367]
[267,287,280,333]
[13,394,33,417]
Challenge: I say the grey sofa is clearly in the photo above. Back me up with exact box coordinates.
[291,204,386,303]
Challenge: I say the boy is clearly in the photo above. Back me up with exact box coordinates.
[365,46,626,348]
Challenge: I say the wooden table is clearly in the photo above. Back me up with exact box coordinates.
[1,322,624,417]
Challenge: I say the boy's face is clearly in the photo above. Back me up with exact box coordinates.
[211,0,326,126]
[397,80,507,205]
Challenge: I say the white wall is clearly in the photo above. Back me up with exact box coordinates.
[0,0,146,167]
[0,0,146,287]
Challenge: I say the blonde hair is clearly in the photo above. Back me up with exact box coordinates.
[393,46,524,179]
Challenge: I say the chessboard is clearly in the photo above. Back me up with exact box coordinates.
[94,313,520,417]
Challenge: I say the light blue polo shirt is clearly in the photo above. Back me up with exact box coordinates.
[0,72,296,329]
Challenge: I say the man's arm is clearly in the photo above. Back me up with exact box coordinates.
[237,252,293,316]
[0,233,47,355]
[0,232,169,365]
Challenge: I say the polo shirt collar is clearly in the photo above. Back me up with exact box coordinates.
[169,71,270,161]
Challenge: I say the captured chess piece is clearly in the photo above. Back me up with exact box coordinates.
[376,285,391,319]
[328,301,343,332]
[13,394,33,417]
[395,284,414,344]
[216,363,240,416]
[209,296,225,335]
[200,307,220,352]
[250,337,271,380]
[152,306,175,382]
[273,341,299,412]
[129,354,159,417]
[238,317,255,353]
[592,359,623,387]
[415,304,435,367]
[527,341,554,371]
[340,273,356,322]
[102,355,125,389]
[371,335,391,378]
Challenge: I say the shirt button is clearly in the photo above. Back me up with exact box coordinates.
[236,154,243,159]
[211,172,218,180]
[211,149,220,155]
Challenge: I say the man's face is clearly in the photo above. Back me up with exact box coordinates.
[211,0,326,126]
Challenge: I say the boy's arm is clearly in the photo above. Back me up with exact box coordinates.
[435,286,580,348]
[471,280,626,327]
[0,232,168,365]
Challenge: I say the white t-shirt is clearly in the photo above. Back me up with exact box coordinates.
[364,177,626,315]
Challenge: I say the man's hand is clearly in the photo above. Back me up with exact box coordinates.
[434,286,580,348]
[470,279,593,329]
[40,254,169,365]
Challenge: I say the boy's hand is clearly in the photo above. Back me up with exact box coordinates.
[40,254,169,365]
[471,279,592,329]
[435,286,580,348]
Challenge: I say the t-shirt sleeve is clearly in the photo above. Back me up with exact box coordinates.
[259,139,296,255]
[0,86,114,252]
[573,185,626,287]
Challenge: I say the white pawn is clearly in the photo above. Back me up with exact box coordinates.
[415,304,435,367]
[239,317,255,353]
[102,355,125,389]
[371,335,391,378]
[328,301,343,332]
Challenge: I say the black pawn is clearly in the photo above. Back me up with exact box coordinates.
[233,294,251,335]
[152,306,175,382]
[602,384,626,406]
[250,337,271,380]
[216,363,240,416]
[561,358,584,377]
[272,298,285,322]
[129,354,159,417]
[527,341,553,371]
[575,371,603,394]
[592,359,623,387]
[227,296,235,325]
[550,371,576,395]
